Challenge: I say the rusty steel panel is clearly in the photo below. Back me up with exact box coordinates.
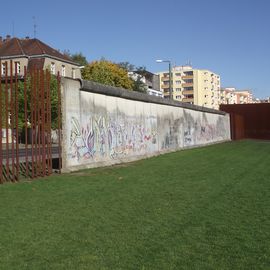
[220,104,270,140]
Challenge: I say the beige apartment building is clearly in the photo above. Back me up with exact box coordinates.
[157,65,221,110]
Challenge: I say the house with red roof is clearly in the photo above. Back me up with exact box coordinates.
[0,35,81,79]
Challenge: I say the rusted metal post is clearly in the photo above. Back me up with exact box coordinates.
[30,70,34,178]
[15,62,19,181]
[47,71,52,175]
[0,61,3,183]
[37,70,41,177]
[41,71,46,177]
[57,72,62,173]
[5,61,10,181]
[24,66,29,178]
[10,60,15,181]
[34,69,38,178]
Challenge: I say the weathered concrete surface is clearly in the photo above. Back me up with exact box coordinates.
[61,78,231,172]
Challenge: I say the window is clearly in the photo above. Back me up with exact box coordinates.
[72,68,76,79]
[184,71,193,76]
[175,73,181,76]
[1,63,6,75]
[15,62,20,74]
[175,80,181,84]
[183,87,193,91]
[61,65,65,77]
[50,62,55,75]
[176,88,181,92]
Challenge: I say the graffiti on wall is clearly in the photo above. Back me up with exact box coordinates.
[69,114,158,161]
[182,112,228,146]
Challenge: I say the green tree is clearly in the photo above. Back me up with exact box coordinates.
[117,62,148,93]
[131,67,148,93]
[82,59,134,89]
[70,52,88,66]
[117,62,136,72]
[16,73,59,131]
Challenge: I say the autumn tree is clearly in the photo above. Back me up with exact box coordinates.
[82,59,133,89]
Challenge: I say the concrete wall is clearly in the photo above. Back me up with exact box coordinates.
[61,78,230,172]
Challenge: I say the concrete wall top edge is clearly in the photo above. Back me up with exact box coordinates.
[64,78,227,116]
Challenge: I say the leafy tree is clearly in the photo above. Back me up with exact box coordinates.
[117,62,136,72]
[70,52,88,66]
[62,50,88,67]
[82,59,134,89]
[117,62,148,93]
[0,73,59,131]
[131,75,147,93]
[131,66,148,93]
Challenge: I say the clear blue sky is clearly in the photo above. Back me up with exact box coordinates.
[1,0,270,98]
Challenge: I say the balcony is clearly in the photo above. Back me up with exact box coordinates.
[183,71,193,76]
[183,90,194,95]
[182,75,193,80]
[182,83,193,87]
[161,84,169,89]
[182,98,194,103]
[161,77,170,82]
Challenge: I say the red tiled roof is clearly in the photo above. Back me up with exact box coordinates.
[0,38,78,65]
[0,38,24,56]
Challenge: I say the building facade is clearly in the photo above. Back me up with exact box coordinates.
[0,35,81,79]
[129,70,163,98]
[157,65,221,109]
[219,87,253,106]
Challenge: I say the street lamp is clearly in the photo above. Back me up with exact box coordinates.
[156,59,172,100]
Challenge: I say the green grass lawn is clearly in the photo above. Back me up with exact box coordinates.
[0,140,270,270]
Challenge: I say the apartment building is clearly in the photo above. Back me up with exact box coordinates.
[234,90,253,104]
[219,87,237,104]
[157,65,221,109]
[219,87,253,105]
[129,70,163,97]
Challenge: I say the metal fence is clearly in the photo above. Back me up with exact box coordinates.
[0,60,61,183]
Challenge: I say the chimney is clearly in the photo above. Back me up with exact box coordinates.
[25,36,30,40]
[6,35,11,41]
[0,36,3,46]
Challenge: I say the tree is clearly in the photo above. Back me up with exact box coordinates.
[82,59,134,90]
[117,62,136,72]
[17,73,59,131]
[117,62,148,93]
[62,50,88,67]
[131,66,148,93]
[70,52,88,66]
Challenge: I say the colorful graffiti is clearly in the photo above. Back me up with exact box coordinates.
[69,115,158,161]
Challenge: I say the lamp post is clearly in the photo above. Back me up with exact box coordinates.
[156,59,172,100]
